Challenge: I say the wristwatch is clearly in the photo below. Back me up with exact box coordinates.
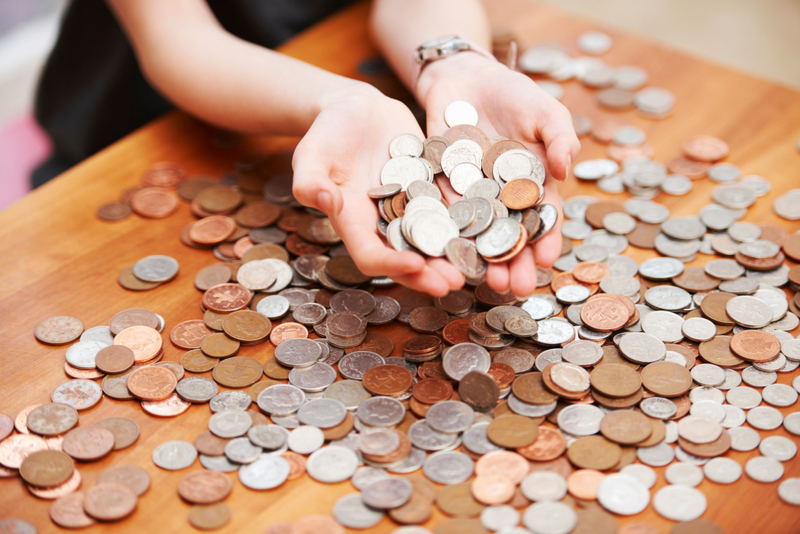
[411,35,497,93]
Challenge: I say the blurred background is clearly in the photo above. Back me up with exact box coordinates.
[0,0,798,210]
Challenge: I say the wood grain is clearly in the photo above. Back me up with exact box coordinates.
[1,1,799,532]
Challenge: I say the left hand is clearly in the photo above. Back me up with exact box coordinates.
[417,51,581,298]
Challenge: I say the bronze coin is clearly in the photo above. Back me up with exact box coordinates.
[566,435,622,470]
[551,271,599,294]
[203,310,227,331]
[181,349,219,373]
[97,201,132,221]
[49,492,95,528]
[599,410,653,445]
[597,345,639,370]
[673,267,720,292]
[94,345,135,374]
[627,222,661,249]
[361,430,411,464]
[580,296,630,332]
[412,378,454,404]
[584,201,625,229]
[573,509,617,534]
[83,483,138,521]
[235,201,281,228]
[444,124,490,152]
[170,320,214,350]
[516,426,567,461]
[459,371,500,411]
[665,154,711,179]
[636,417,667,448]
[242,242,290,263]
[212,356,263,388]
[280,451,307,480]
[346,332,394,358]
[443,319,471,345]
[126,365,178,401]
[482,139,527,178]
[94,418,139,450]
[102,369,135,400]
[754,222,788,247]
[590,364,641,398]
[677,430,732,457]
[188,503,232,530]
[20,450,73,487]
[222,310,271,343]
[782,233,800,261]
[697,336,745,367]
[591,387,644,409]
[640,361,692,397]
[682,135,729,162]
[0,414,12,442]
[362,364,414,396]
[130,187,178,218]
[296,215,341,245]
[321,412,355,441]
[196,185,242,213]
[699,292,736,325]
[573,261,611,284]
[670,520,727,534]
[486,414,538,448]
[499,178,541,210]
[408,306,449,333]
[200,333,240,358]
[436,482,486,518]
[487,362,516,389]
[62,426,116,461]
[664,343,698,368]
[178,470,233,504]
[141,161,185,188]
[522,208,542,242]
[422,135,451,174]
[202,283,251,313]
[194,431,230,457]
[190,215,237,245]
[735,250,785,271]
[269,323,309,346]
[324,255,370,285]
[729,330,781,362]
[263,358,291,380]
[474,282,517,307]
[512,372,559,405]
[109,308,160,335]
[389,493,434,525]
[177,176,216,200]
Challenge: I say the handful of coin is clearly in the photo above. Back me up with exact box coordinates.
[370,102,556,278]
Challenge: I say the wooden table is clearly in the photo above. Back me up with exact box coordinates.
[1,1,799,532]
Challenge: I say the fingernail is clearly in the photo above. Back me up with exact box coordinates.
[317,191,335,217]
[563,155,571,181]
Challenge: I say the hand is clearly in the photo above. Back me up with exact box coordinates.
[418,52,581,298]
[291,84,465,296]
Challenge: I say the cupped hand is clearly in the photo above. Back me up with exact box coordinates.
[420,52,581,298]
[291,84,464,296]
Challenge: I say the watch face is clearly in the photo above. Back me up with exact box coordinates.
[420,35,461,50]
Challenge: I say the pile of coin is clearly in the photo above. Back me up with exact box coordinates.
[370,116,556,277]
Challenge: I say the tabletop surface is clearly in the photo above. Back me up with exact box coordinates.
[1,1,799,532]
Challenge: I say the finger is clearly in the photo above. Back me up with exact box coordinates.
[391,267,453,297]
[533,181,564,267]
[534,101,581,182]
[291,154,344,218]
[427,258,466,290]
[508,245,538,299]
[435,174,462,206]
[485,262,510,294]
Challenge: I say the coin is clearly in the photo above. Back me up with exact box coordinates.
[20,449,73,487]
[62,426,115,461]
[83,483,138,521]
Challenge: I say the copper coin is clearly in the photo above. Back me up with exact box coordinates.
[444,124,490,152]
[441,319,470,345]
[64,361,104,380]
[126,365,177,401]
[665,154,711,179]
[412,378,454,404]
[50,492,95,528]
[118,265,162,290]
[486,415,538,448]
[114,325,162,362]
[682,135,729,162]
[94,418,139,450]
[26,403,79,436]
[783,233,800,261]
[83,482,138,521]
[233,236,254,258]
[325,256,371,285]
[697,336,744,367]
[20,449,73,487]
[637,417,667,448]
[579,296,630,332]
[598,345,639,370]
[280,451,307,480]
[177,176,216,200]
[203,310,227,331]
[130,187,178,218]
[591,119,626,143]
[499,178,540,210]
[389,492,434,525]
[475,451,529,485]
[178,470,233,504]
[194,431,230,456]
[269,323,309,346]
[735,250,785,271]
[566,435,621,470]
[235,201,281,228]
[102,369,135,400]
[94,345,135,374]
[482,139,527,178]
[471,474,515,505]
[474,282,518,307]
[321,412,355,441]
[62,426,115,461]
[584,201,625,229]
[551,272,599,294]
[599,411,652,445]
[263,358,291,380]
[487,362,516,389]
[627,222,661,249]
[606,142,655,162]
[573,509,617,534]
[590,364,641,398]
[190,215,237,244]
[673,267,720,292]
[196,185,242,213]
[202,283,251,313]
[699,291,736,325]
[0,414,12,441]
[573,261,611,284]
[181,349,218,372]
[403,335,442,355]
[141,161,185,188]
[188,503,231,530]
[34,316,84,345]
[285,233,330,256]
[347,332,394,358]
[567,469,605,500]
[200,333,240,358]
[640,361,692,397]
[592,387,644,410]
[459,371,500,411]
[511,372,558,405]
[97,201,133,221]
[222,310,271,343]
[170,320,214,350]
[436,482,486,517]
[422,136,451,174]
[212,357,263,388]
[108,308,159,335]
[730,330,781,362]
[677,430,731,458]
[362,364,414,396]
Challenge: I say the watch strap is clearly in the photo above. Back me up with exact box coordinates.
[411,38,500,98]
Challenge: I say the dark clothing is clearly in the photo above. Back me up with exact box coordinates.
[33,0,353,186]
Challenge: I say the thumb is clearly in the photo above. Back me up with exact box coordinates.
[291,160,344,218]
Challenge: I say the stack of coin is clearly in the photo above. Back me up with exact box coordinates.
[402,336,443,363]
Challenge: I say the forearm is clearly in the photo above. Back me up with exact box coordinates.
[107,0,365,136]
[368,0,492,102]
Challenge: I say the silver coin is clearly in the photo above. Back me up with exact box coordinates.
[296,398,346,429]
[337,351,385,380]
[422,451,473,484]
[274,338,323,368]
[681,317,716,342]
[80,325,114,346]
[389,133,423,158]
[573,159,618,181]
[425,401,475,433]
[462,423,502,455]
[306,445,359,483]
[176,377,218,403]
[721,405,746,428]
[239,455,290,489]
[152,440,197,470]
[444,101,479,127]
[596,473,650,515]
[703,457,742,484]
[65,340,107,369]
[356,396,405,427]
[561,219,592,240]
[745,456,784,483]
[407,420,458,451]
[690,400,726,423]
[675,446,710,466]
[324,380,372,410]
[247,425,287,450]
[728,426,761,452]
[381,156,429,190]
[256,295,290,319]
[759,435,797,462]
[450,162,484,195]
[133,255,179,282]
[741,367,777,388]
[351,467,390,491]
[747,406,784,430]
[210,390,252,413]
[387,447,426,474]
[362,478,413,509]
[561,340,603,366]
[287,425,324,454]
[224,436,262,464]
[725,296,773,327]
[289,363,337,393]
[481,505,521,531]
[556,404,603,436]
[332,493,384,529]
[678,415,722,444]
[257,384,306,416]
[636,443,674,466]
[522,501,576,534]
[583,230,628,254]
[661,216,706,240]
[639,257,684,279]
[357,428,400,456]
[636,202,670,224]
[555,285,590,304]
[778,478,800,505]
[641,311,684,342]
[200,453,240,472]
[713,184,757,209]
[508,396,557,417]
[533,320,575,346]
[448,201,477,230]
[619,332,665,363]
[209,409,252,438]
[664,462,704,487]
[442,343,491,381]
[661,174,693,195]
[653,485,706,521]
[773,189,800,220]
[690,363,726,387]
[368,183,402,199]
[476,218,521,257]
[762,383,799,407]
[640,397,677,420]
[620,464,657,489]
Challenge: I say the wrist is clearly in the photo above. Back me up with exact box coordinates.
[415,51,502,106]
[313,81,384,117]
